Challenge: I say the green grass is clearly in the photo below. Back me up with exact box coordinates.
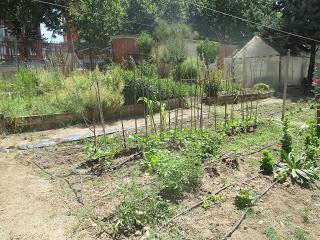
[264,226,284,240]
[220,121,282,152]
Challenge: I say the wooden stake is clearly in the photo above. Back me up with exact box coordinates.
[282,49,291,120]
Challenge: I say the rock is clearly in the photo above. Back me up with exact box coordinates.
[0,146,8,153]
[259,220,263,225]
[142,226,150,232]
[285,182,291,188]
[135,230,142,236]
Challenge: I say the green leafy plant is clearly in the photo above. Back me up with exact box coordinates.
[197,39,219,67]
[137,31,155,59]
[281,118,293,157]
[205,68,222,97]
[276,152,319,185]
[304,120,319,165]
[142,149,203,197]
[121,68,196,105]
[174,58,199,80]
[85,136,120,169]
[260,150,276,174]
[235,187,255,209]
[253,83,271,92]
[114,189,172,232]
[202,194,221,209]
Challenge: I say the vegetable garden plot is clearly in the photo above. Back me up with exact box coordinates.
[20,98,320,240]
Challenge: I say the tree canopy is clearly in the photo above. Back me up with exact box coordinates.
[271,0,320,82]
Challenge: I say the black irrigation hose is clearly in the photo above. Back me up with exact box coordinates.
[157,173,261,232]
[32,161,85,205]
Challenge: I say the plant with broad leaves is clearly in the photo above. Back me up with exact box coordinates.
[276,152,319,185]
[84,136,120,169]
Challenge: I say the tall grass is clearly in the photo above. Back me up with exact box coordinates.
[0,67,124,118]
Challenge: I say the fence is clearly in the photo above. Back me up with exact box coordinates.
[0,39,71,62]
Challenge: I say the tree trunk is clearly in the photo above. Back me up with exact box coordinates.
[307,43,317,83]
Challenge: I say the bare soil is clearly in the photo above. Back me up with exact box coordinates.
[0,151,79,240]
[0,98,319,240]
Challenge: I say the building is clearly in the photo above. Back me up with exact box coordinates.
[223,36,311,90]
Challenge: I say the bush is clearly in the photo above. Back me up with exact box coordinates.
[260,150,275,174]
[142,150,203,197]
[197,39,219,67]
[205,68,223,97]
[174,58,199,80]
[160,38,187,64]
[253,83,271,92]
[121,68,197,105]
[115,189,172,231]
[85,136,120,169]
[137,32,155,59]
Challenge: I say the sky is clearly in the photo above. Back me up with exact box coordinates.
[40,23,64,42]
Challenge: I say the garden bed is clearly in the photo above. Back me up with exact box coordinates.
[3,98,183,133]
[204,91,274,105]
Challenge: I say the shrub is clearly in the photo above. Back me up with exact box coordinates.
[160,38,187,64]
[253,83,271,92]
[174,58,199,80]
[197,39,219,67]
[281,118,292,157]
[304,121,319,165]
[121,68,197,105]
[260,150,275,174]
[235,187,255,209]
[205,68,223,97]
[115,190,172,231]
[137,32,155,59]
[142,150,203,197]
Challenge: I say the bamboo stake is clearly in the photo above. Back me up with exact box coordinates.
[167,77,171,130]
[200,83,204,129]
[141,66,148,136]
[133,63,138,134]
[120,114,127,149]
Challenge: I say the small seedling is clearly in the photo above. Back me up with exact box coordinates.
[202,194,221,209]
[235,187,255,209]
[260,150,275,175]
[302,207,310,224]
[293,227,309,240]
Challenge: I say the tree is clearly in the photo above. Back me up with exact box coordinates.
[273,0,320,83]
[187,0,278,43]
[70,0,125,48]
[137,32,155,59]
[155,0,188,23]
[122,0,158,35]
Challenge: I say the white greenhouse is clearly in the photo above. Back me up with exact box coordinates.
[223,36,310,90]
